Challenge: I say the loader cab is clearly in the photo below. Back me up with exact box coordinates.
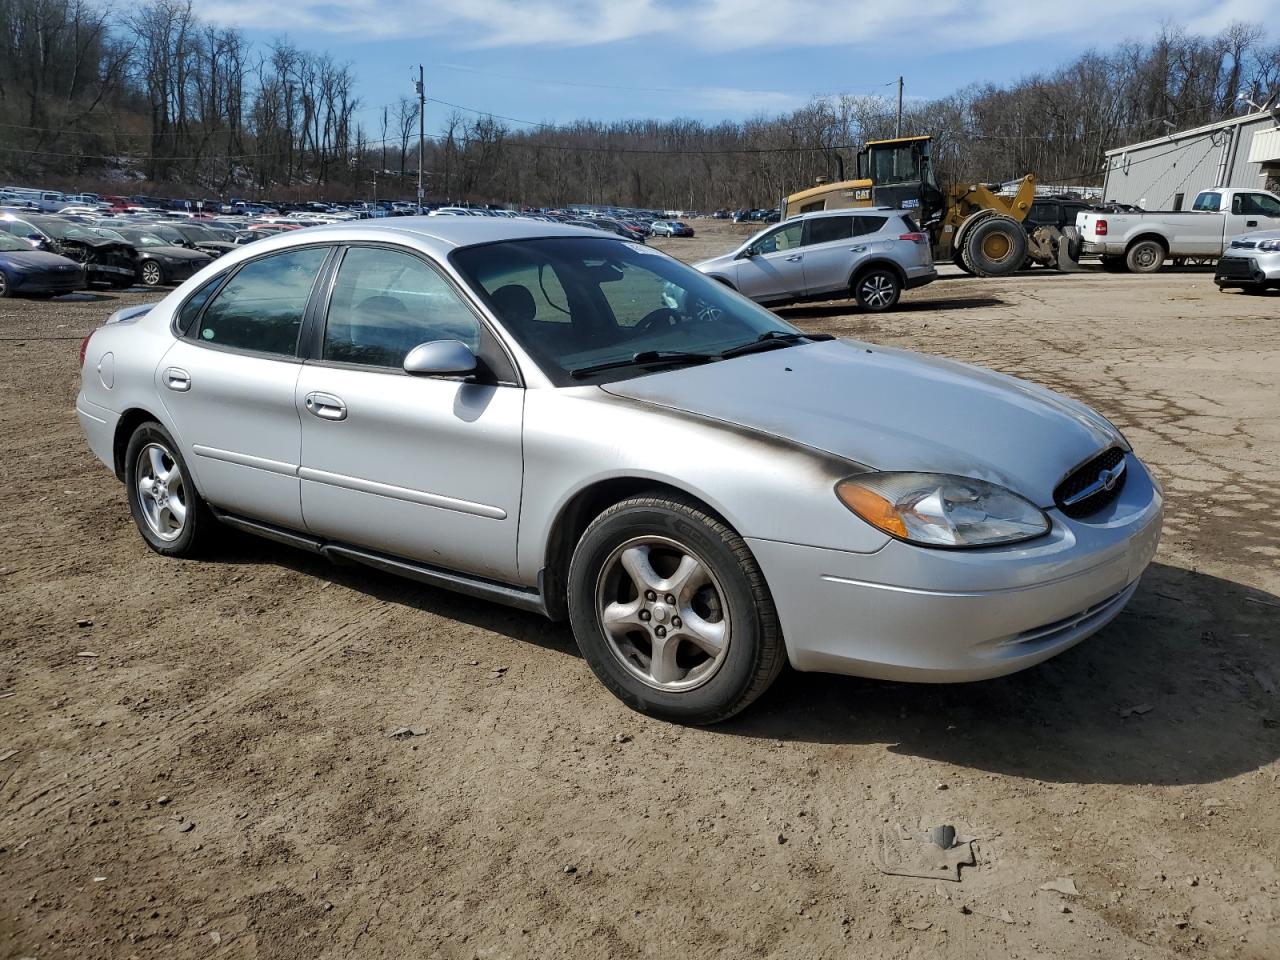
[856,136,946,227]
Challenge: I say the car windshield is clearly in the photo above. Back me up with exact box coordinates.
[31,218,80,239]
[0,233,31,252]
[122,231,167,246]
[452,236,803,385]
[92,228,127,242]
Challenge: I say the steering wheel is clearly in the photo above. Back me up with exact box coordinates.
[635,307,682,334]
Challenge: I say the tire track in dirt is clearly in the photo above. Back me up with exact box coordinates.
[6,602,397,831]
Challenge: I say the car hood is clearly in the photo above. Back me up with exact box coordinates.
[59,235,126,250]
[0,250,81,270]
[694,249,742,272]
[600,339,1122,506]
[1232,228,1280,244]
[144,244,209,261]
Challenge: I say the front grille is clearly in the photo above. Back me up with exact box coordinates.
[1216,257,1256,279]
[1054,447,1126,519]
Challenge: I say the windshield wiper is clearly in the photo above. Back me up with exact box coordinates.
[719,330,833,360]
[569,350,717,380]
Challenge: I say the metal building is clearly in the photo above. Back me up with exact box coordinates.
[1101,109,1280,210]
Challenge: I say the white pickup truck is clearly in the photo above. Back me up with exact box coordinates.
[1076,187,1280,272]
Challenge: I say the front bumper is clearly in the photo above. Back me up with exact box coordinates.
[747,453,1163,682]
[9,268,84,295]
[1215,251,1280,286]
[87,262,138,281]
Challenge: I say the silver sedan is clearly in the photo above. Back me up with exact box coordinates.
[76,218,1163,723]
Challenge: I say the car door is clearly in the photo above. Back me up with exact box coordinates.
[295,244,525,583]
[158,244,332,528]
[1229,192,1280,235]
[734,221,805,302]
[795,215,856,296]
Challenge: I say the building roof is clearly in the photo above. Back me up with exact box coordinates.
[1105,110,1275,156]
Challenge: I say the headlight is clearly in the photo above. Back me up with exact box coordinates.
[836,473,1049,548]
[1258,239,1280,252]
[1100,415,1132,451]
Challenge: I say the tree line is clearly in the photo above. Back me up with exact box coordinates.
[2,1,1277,208]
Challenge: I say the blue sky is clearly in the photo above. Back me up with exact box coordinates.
[201,0,1280,136]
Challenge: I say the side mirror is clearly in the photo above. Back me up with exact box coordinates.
[403,340,477,377]
[736,246,756,260]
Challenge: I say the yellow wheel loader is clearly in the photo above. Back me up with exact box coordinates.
[784,136,1077,277]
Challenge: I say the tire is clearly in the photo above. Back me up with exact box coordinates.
[567,493,785,724]
[124,422,217,557]
[963,216,1028,277]
[1060,224,1083,262]
[0,272,9,298]
[140,260,164,287]
[853,267,902,312]
[950,241,971,273]
[1125,239,1165,273]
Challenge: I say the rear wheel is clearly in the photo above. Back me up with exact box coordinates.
[140,260,164,287]
[853,268,902,312]
[963,216,1028,277]
[567,493,785,724]
[124,422,216,557]
[1125,239,1165,273]
[0,272,9,298]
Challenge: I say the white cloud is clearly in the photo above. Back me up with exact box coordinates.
[199,0,1280,50]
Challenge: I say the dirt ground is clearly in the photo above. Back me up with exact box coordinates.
[1,220,1278,960]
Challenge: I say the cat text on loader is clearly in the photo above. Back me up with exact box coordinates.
[783,136,1078,277]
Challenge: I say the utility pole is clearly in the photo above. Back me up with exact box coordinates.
[415,65,426,214]
[895,76,904,138]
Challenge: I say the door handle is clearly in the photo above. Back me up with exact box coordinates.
[784,255,802,262]
[163,367,191,392]
[304,392,347,421]
[1246,220,1258,227]
[850,245,868,253]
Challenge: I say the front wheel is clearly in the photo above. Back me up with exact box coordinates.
[140,260,164,287]
[854,268,902,312]
[124,422,217,556]
[567,494,785,724]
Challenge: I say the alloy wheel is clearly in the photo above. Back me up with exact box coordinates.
[141,261,162,286]
[595,535,731,692]
[135,442,188,541]
[859,273,897,309]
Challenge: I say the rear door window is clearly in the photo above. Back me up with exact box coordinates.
[194,247,328,356]
[805,216,854,246]
[852,216,889,236]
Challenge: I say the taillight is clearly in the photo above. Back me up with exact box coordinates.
[79,332,93,368]
[898,232,928,244]
[1095,219,1108,236]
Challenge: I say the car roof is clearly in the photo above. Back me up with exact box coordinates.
[260,215,612,251]
[788,207,897,222]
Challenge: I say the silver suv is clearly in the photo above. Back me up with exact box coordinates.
[694,209,935,311]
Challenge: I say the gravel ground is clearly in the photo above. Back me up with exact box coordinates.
[1,222,1278,959]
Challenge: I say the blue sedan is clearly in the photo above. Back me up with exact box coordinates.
[0,232,84,298]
